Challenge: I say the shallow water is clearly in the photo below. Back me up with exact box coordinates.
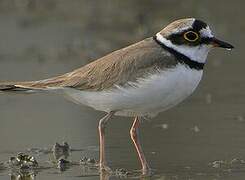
[0,0,244,180]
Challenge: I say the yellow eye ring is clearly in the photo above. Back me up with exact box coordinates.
[183,31,199,42]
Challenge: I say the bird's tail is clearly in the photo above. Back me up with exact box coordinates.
[0,75,67,93]
[0,81,46,93]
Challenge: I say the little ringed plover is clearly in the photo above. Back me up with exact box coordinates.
[0,18,234,175]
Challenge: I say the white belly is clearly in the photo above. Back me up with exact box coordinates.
[63,64,203,117]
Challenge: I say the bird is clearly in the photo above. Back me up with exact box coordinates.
[0,18,234,175]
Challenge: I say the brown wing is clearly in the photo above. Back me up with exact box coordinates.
[0,38,178,92]
[59,37,177,91]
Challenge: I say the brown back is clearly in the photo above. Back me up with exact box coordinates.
[6,37,178,91]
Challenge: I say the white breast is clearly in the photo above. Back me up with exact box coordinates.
[63,64,203,117]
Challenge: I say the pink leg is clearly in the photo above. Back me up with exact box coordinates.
[130,116,151,175]
[98,112,114,172]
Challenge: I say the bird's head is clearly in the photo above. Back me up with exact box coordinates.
[155,18,234,63]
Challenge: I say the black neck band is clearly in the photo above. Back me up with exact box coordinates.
[153,36,204,70]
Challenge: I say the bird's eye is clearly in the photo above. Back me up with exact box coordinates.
[183,31,199,42]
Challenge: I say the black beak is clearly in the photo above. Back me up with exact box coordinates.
[210,37,234,49]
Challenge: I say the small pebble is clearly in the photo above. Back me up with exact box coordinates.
[52,142,70,160]
[9,153,38,168]
[115,168,130,177]
[230,158,245,168]
[210,160,226,169]
[80,157,96,165]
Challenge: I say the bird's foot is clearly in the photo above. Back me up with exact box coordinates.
[99,164,112,174]
[142,167,153,177]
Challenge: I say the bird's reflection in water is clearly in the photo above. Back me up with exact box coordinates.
[100,172,153,180]
[100,171,110,180]
[99,168,151,180]
[10,171,36,180]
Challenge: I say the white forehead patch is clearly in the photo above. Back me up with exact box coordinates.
[200,26,213,38]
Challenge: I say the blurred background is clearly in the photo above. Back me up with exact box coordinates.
[0,0,244,179]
